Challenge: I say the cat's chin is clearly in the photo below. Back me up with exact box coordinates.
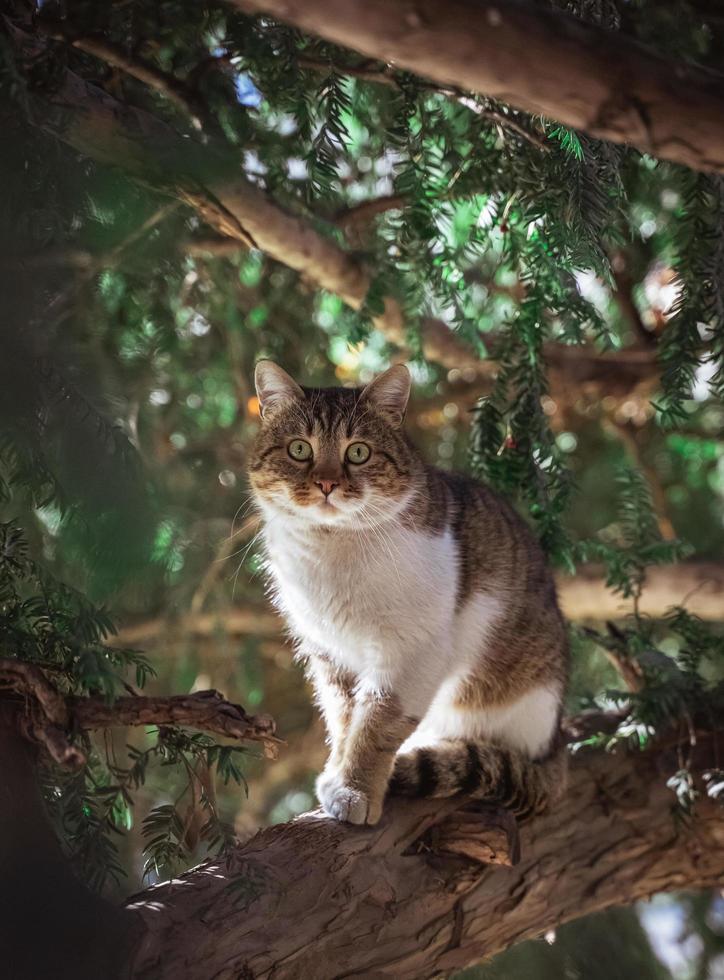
[264,498,362,529]
[304,501,360,527]
[259,491,404,530]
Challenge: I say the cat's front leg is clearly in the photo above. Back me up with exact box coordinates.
[317,689,418,826]
[306,653,355,772]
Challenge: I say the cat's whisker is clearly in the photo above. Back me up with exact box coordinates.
[229,493,257,540]
[229,511,287,598]
[355,505,405,584]
[227,528,264,590]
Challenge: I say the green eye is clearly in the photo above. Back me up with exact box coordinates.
[345,442,371,464]
[288,439,313,461]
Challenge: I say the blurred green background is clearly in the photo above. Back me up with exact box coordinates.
[2,0,724,975]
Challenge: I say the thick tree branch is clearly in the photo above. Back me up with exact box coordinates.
[236,0,724,175]
[0,659,280,766]
[125,721,724,979]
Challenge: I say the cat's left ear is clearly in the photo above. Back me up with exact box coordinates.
[361,364,411,427]
[254,360,304,419]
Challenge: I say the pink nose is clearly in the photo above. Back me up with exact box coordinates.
[315,479,339,498]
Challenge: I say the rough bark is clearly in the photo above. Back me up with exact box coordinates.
[125,725,724,979]
[235,0,724,175]
[70,691,278,755]
[0,659,281,767]
[2,662,722,977]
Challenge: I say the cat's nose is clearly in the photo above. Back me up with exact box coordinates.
[315,479,339,498]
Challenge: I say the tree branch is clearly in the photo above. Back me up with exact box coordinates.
[125,720,724,979]
[558,561,724,621]
[48,31,204,130]
[235,0,724,175]
[333,193,406,234]
[70,691,280,758]
[0,660,85,768]
[0,659,280,767]
[7,22,660,398]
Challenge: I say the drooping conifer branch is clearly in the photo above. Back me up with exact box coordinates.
[234,0,724,174]
[7,23,659,398]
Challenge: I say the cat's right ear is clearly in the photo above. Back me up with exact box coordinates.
[361,363,411,427]
[254,361,304,419]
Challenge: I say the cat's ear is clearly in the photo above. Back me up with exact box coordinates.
[361,364,411,426]
[254,360,304,419]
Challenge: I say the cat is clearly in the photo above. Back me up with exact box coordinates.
[248,360,568,826]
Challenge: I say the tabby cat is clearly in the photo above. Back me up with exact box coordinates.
[249,361,568,825]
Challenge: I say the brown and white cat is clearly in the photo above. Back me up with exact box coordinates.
[248,360,568,825]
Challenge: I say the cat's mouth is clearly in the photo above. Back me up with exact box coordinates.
[314,495,351,517]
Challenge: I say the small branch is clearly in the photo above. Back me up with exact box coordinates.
[610,251,656,348]
[190,516,261,615]
[598,646,645,693]
[43,202,178,325]
[333,193,406,233]
[454,94,551,152]
[297,54,397,88]
[50,30,204,130]
[70,690,281,759]
[0,658,280,768]
[603,417,677,541]
[184,236,251,257]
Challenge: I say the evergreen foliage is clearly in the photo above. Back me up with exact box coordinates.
[0,0,723,915]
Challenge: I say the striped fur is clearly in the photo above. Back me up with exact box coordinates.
[389,738,568,819]
[249,362,569,825]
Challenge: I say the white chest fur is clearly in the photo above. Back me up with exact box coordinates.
[261,518,503,713]
[264,520,456,666]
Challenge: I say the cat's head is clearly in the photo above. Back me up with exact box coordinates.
[248,361,418,528]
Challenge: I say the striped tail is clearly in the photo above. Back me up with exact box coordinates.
[388,738,568,819]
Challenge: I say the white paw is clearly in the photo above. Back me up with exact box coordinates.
[316,770,382,825]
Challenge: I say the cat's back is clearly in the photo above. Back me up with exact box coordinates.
[399,464,568,721]
[412,464,562,616]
